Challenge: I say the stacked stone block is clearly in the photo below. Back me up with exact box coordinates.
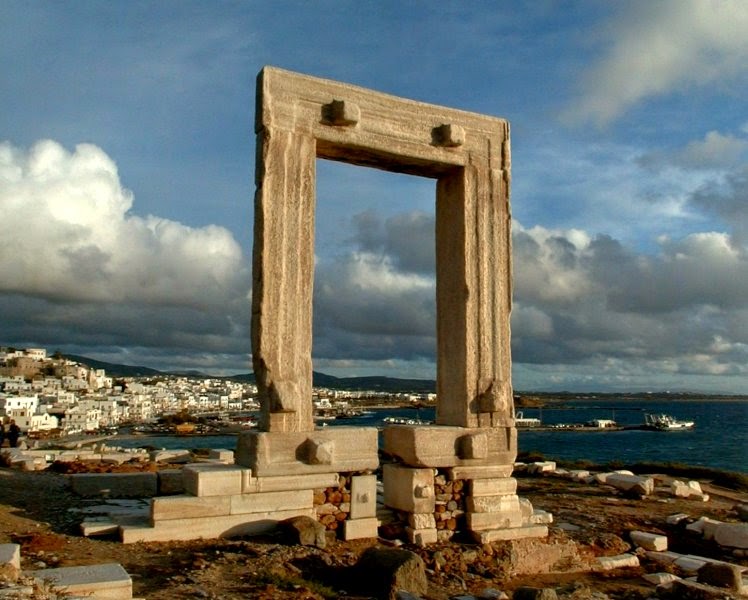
[433,473,466,541]
[119,461,380,543]
[382,426,550,545]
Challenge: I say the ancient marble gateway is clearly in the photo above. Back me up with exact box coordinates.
[237,66,549,544]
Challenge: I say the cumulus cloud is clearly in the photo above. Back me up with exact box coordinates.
[564,1,748,126]
[4,140,746,389]
[311,207,748,390]
[0,140,251,371]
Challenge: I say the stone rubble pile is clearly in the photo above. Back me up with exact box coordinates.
[515,461,711,501]
[313,473,352,531]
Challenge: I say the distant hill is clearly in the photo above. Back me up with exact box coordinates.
[64,354,436,393]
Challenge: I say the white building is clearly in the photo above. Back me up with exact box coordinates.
[64,405,101,432]
[0,395,39,415]
[24,348,47,361]
[12,410,59,433]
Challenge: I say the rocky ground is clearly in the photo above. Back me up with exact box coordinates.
[0,465,745,599]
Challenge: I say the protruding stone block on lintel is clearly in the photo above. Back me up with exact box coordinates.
[432,123,465,147]
[235,427,378,477]
[383,425,516,468]
[322,99,360,126]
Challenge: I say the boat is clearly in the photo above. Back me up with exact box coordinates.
[514,411,541,427]
[643,413,695,431]
[382,416,430,426]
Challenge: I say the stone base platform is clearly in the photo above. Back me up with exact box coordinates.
[117,462,380,544]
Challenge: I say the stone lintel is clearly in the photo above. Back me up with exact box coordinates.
[235,428,378,477]
[383,425,516,468]
[257,66,508,177]
[471,524,549,544]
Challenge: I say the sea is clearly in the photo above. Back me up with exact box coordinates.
[112,398,748,474]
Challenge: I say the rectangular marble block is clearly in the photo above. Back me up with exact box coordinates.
[630,531,668,551]
[121,508,316,544]
[230,490,312,515]
[471,524,548,544]
[470,477,517,496]
[382,463,435,514]
[382,425,516,468]
[466,509,523,531]
[343,517,379,540]
[151,495,232,523]
[350,475,377,519]
[466,494,521,514]
[235,428,378,476]
[247,472,340,494]
[183,464,248,497]
[31,563,132,600]
[408,513,436,530]
[406,526,438,546]
[448,465,514,481]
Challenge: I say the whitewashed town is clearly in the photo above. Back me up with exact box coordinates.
[0,346,432,441]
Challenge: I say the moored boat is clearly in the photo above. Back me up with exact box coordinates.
[643,413,695,431]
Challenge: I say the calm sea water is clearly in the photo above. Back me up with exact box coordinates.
[113,398,747,473]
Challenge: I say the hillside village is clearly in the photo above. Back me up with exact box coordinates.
[0,346,430,439]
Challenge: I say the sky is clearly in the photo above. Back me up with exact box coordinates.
[1,1,747,393]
